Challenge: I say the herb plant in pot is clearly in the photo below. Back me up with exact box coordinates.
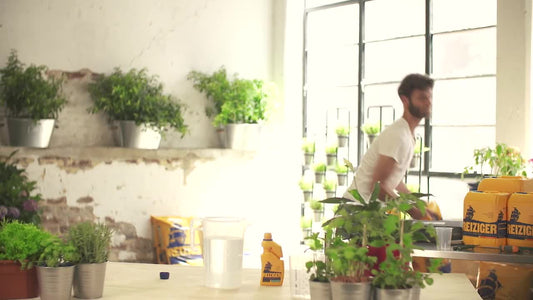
[301,217,313,240]
[0,50,67,148]
[310,200,324,222]
[371,193,440,300]
[188,66,271,150]
[88,68,188,149]
[361,122,380,146]
[0,150,42,225]
[302,138,316,166]
[335,125,350,148]
[325,145,338,167]
[0,221,51,299]
[305,232,332,300]
[313,163,327,184]
[69,221,112,299]
[36,233,79,300]
[323,180,337,199]
[335,164,348,186]
[299,178,314,202]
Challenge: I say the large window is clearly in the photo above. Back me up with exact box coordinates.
[303,0,497,177]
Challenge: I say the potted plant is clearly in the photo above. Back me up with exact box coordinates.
[325,145,338,166]
[313,163,327,184]
[371,193,440,300]
[88,68,188,149]
[69,221,113,299]
[335,164,349,186]
[320,185,386,300]
[188,66,271,150]
[323,180,337,199]
[310,200,324,222]
[335,125,350,148]
[301,217,313,240]
[0,50,67,148]
[305,232,332,300]
[299,178,314,202]
[361,122,380,145]
[0,221,51,299]
[302,138,316,166]
[0,150,42,225]
[462,143,527,190]
[36,233,79,300]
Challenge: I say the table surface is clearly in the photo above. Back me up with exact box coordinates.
[98,262,480,300]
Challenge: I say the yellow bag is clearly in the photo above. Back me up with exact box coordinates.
[477,261,533,300]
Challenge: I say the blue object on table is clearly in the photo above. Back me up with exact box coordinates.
[160,271,170,279]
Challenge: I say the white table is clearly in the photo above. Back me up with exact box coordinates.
[97,262,480,299]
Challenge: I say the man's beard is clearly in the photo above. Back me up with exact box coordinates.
[408,98,428,119]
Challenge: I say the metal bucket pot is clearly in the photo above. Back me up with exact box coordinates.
[330,281,371,300]
[337,174,347,186]
[73,262,107,299]
[119,121,161,149]
[225,123,261,151]
[36,265,75,300]
[7,118,55,148]
[337,135,348,148]
[309,280,332,300]
[374,287,412,300]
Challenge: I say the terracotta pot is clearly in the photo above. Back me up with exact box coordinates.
[0,260,39,300]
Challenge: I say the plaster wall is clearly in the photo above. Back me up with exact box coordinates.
[0,0,305,261]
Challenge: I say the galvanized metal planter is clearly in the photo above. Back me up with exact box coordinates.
[225,123,261,151]
[309,280,332,300]
[36,265,75,300]
[7,117,55,148]
[374,287,414,300]
[119,121,161,149]
[330,280,372,300]
[73,262,107,299]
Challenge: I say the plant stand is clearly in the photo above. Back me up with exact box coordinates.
[0,260,39,299]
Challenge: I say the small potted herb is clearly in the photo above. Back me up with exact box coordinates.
[325,145,338,166]
[69,221,113,299]
[0,50,67,148]
[313,163,327,184]
[0,221,51,299]
[300,217,313,240]
[361,122,380,145]
[305,232,332,300]
[302,138,316,166]
[335,125,350,148]
[310,200,324,222]
[88,68,188,149]
[299,178,314,202]
[323,180,337,199]
[335,164,349,186]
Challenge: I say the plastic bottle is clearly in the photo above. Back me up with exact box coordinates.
[260,233,284,286]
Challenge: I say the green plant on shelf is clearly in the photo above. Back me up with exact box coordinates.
[323,180,337,192]
[361,122,380,135]
[335,164,348,174]
[299,179,313,192]
[310,200,323,211]
[302,139,316,154]
[300,217,312,230]
[462,143,527,179]
[335,125,350,136]
[313,163,327,173]
[325,145,338,155]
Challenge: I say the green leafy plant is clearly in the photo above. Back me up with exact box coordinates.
[371,192,440,290]
[0,221,52,269]
[88,68,188,136]
[0,151,42,225]
[413,139,430,155]
[68,222,113,264]
[335,164,348,174]
[302,139,316,154]
[299,179,313,191]
[323,180,337,192]
[313,162,327,173]
[305,232,331,283]
[325,145,338,155]
[187,66,270,127]
[361,122,380,135]
[335,125,350,136]
[38,234,78,267]
[463,143,527,178]
[0,49,66,120]
[300,217,312,229]
[310,200,323,211]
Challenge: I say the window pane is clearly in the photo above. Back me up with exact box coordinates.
[365,37,425,83]
[432,77,495,126]
[433,0,496,33]
[365,0,425,41]
[363,83,403,127]
[431,126,495,173]
[307,4,359,48]
[432,28,496,77]
[307,45,359,87]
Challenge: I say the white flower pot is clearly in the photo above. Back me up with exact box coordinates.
[7,118,55,148]
[119,121,161,149]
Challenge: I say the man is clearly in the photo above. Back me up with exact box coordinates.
[343,73,434,220]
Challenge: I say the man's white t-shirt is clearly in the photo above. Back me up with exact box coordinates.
[343,118,415,202]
